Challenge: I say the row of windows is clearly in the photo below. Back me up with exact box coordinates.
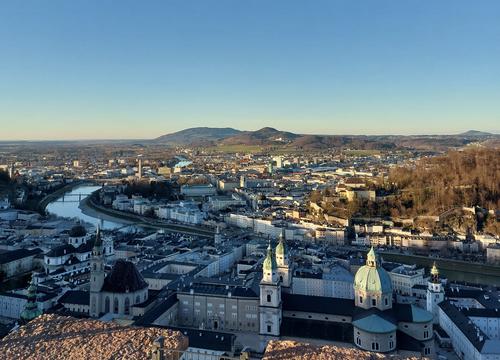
[182,300,251,311]
[182,317,257,329]
[291,313,347,321]
[355,338,394,350]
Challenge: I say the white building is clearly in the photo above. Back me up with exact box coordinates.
[388,264,426,296]
[181,184,217,197]
[292,265,354,299]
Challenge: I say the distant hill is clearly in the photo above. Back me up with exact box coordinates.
[459,130,495,137]
[154,127,241,145]
[221,127,299,145]
[153,126,499,150]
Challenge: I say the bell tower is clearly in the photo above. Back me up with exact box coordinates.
[426,262,444,324]
[259,242,282,336]
[276,228,292,290]
[90,226,105,317]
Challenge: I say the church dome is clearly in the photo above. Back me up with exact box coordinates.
[354,247,392,294]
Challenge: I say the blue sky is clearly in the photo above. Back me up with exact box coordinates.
[0,1,499,140]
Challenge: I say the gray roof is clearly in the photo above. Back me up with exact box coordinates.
[282,293,354,317]
[58,290,90,306]
[0,248,42,264]
[439,301,488,352]
[101,260,148,293]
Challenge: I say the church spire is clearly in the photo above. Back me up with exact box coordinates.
[20,273,42,323]
[430,262,440,283]
[366,247,379,267]
[262,240,278,284]
[264,241,277,271]
[94,225,102,247]
[275,228,286,259]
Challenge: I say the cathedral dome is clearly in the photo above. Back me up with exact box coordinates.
[354,247,392,294]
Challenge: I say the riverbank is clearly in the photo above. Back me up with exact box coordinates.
[80,194,215,237]
[37,180,91,212]
[378,251,500,286]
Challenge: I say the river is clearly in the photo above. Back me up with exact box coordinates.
[45,185,140,232]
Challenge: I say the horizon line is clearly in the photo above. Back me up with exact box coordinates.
[0,128,498,142]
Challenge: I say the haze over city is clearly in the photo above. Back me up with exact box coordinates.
[1,0,500,140]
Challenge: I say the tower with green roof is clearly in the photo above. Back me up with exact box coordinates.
[275,228,291,289]
[426,262,444,323]
[20,273,42,323]
[353,247,393,310]
[259,241,281,337]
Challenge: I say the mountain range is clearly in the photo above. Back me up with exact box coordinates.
[153,127,498,150]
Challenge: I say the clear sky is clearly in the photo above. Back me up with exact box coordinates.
[1,1,499,140]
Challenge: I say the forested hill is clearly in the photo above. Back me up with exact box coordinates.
[388,148,499,216]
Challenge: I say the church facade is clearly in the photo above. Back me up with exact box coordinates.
[165,234,438,357]
[89,228,149,318]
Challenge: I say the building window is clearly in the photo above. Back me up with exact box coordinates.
[356,337,361,345]
[424,331,429,338]
[124,297,130,315]
[372,299,376,306]
[385,298,388,306]
[104,297,110,313]
[371,342,379,351]
[267,325,272,333]
[267,294,271,302]
[113,298,119,314]
[359,296,363,303]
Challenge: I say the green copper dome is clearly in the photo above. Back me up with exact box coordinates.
[275,231,286,257]
[263,243,277,272]
[275,241,284,256]
[354,247,392,294]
